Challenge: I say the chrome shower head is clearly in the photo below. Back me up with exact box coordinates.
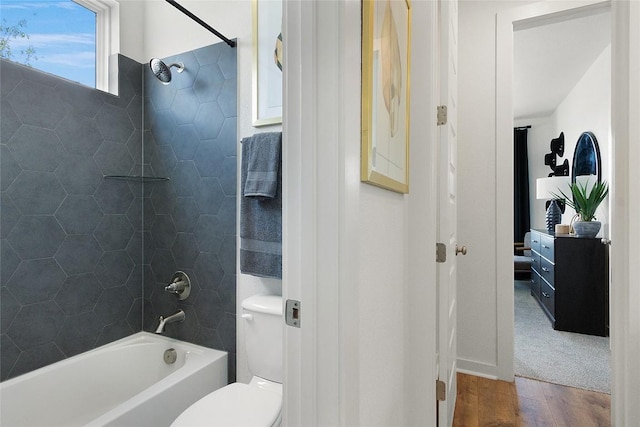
[149,58,185,85]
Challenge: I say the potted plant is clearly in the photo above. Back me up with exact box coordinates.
[552,179,609,238]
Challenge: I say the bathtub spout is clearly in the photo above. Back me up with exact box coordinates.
[155,310,185,334]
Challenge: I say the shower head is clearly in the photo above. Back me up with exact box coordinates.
[149,58,185,85]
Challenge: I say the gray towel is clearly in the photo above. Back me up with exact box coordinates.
[243,132,281,198]
[240,132,282,279]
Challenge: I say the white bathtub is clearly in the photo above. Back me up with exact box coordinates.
[0,332,227,427]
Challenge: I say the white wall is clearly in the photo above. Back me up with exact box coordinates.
[117,0,281,383]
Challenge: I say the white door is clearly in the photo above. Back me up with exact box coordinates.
[437,0,459,425]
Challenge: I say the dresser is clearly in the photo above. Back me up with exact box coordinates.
[529,229,609,336]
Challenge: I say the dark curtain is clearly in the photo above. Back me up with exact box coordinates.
[514,128,530,243]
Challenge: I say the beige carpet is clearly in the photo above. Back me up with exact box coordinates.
[514,280,610,393]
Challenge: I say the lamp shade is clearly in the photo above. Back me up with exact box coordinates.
[536,176,571,200]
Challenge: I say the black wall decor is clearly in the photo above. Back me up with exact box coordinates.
[544,132,568,177]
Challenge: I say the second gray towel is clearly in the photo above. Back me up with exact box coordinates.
[243,132,281,198]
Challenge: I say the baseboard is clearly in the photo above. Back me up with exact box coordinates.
[456,358,498,380]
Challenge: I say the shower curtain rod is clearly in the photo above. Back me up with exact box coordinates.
[165,0,236,48]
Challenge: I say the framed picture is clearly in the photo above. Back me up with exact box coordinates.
[252,0,283,127]
[361,0,412,193]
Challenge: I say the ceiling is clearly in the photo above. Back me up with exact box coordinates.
[513,8,611,121]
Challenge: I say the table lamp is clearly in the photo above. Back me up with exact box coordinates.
[536,176,571,233]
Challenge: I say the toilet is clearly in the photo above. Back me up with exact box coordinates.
[171,295,283,427]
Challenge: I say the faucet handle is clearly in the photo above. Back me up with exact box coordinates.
[164,271,191,300]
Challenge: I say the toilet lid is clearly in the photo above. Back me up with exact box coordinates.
[171,383,281,427]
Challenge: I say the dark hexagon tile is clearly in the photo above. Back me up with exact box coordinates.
[55,195,103,235]
[142,298,159,332]
[1,99,22,142]
[217,78,237,118]
[95,179,134,214]
[193,140,225,178]
[148,105,177,144]
[142,231,156,265]
[193,289,224,330]
[55,79,104,119]
[193,64,224,103]
[171,233,199,269]
[1,287,21,334]
[55,312,103,357]
[1,240,21,285]
[217,312,237,353]
[7,80,65,129]
[94,285,134,325]
[0,334,21,381]
[124,264,146,299]
[55,235,102,276]
[150,249,176,285]
[94,141,135,176]
[170,88,199,126]
[55,155,103,195]
[150,286,178,318]
[55,114,103,156]
[172,161,200,196]
[96,320,135,347]
[0,59,23,96]
[8,216,65,259]
[218,196,237,233]
[6,258,66,305]
[7,300,65,350]
[194,215,224,254]
[96,103,134,143]
[194,177,225,214]
[151,214,177,249]
[1,145,21,191]
[193,43,224,67]
[147,82,177,113]
[217,235,236,277]
[218,156,237,196]
[171,124,199,160]
[193,252,224,291]
[193,102,224,140]
[150,145,177,177]
[142,130,156,163]
[103,70,134,109]
[126,129,143,163]
[94,215,134,251]
[217,47,237,80]
[7,171,66,215]
[150,181,177,214]
[127,95,144,130]
[7,341,65,380]
[217,117,238,157]
[171,198,199,232]
[0,193,20,239]
[126,197,154,232]
[218,274,236,315]
[55,273,103,316]
[168,52,199,91]
[193,325,224,352]
[94,250,134,288]
[8,126,64,172]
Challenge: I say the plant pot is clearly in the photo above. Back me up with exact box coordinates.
[573,221,601,238]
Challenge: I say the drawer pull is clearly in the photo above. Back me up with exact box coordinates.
[542,244,550,249]
[542,291,551,298]
[542,267,550,273]
[532,240,539,243]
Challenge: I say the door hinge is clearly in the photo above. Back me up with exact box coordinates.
[436,243,447,263]
[436,379,446,401]
[437,105,448,126]
[285,299,301,328]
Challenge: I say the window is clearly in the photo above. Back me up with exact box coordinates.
[0,0,118,92]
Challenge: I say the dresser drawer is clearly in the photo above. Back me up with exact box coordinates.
[540,257,555,288]
[540,234,555,261]
[530,271,541,299]
[531,252,541,274]
[540,279,555,319]
[530,230,542,254]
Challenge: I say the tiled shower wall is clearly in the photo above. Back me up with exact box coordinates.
[0,43,237,381]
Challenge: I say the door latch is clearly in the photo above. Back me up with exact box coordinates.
[285,299,300,328]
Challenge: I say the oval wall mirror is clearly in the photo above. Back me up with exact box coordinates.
[571,131,601,183]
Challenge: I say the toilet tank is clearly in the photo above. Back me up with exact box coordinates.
[241,295,283,383]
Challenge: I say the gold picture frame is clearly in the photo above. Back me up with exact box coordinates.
[361,0,411,193]
[252,0,283,127]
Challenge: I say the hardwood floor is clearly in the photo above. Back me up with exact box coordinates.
[452,373,610,427]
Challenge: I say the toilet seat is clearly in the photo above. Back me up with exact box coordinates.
[171,383,281,427]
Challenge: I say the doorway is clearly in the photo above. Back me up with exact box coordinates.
[511,6,612,394]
